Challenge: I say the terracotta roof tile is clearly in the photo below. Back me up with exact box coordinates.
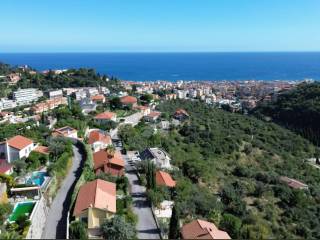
[156,171,176,188]
[120,96,137,104]
[93,150,125,170]
[33,146,50,155]
[94,112,116,120]
[7,135,33,150]
[181,219,231,239]
[91,95,105,101]
[88,131,112,145]
[73,179,116,216]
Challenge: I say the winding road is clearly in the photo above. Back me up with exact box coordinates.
[122,153,160,239]
[42,145,84,239]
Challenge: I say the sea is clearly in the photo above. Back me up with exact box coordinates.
[0,52,320,82]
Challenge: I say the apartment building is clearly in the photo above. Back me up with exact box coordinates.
[13,88,43,106]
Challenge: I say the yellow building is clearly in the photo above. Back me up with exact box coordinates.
[73,179,116,238]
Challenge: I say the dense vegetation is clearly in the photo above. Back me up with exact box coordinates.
[253,82,320,146]
[0,62,123,95]
[120,99,320,239]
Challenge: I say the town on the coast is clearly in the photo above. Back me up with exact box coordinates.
[0,63,319,239]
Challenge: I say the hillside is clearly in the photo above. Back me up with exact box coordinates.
[0,62,123,92]
[120,100,320,239]
[253,82,320,146]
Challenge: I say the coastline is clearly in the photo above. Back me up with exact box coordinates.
[1,52,320,82]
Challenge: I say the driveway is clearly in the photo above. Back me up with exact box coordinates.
[110,112,144,139]
[125,155,160,239]
[42,145,84,239]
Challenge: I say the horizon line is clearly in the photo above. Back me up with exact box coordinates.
[1,50,320,54]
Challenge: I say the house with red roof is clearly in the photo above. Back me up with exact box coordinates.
[181,219,231,239]
[133,105,151,116]
[0,135,36,163]
[174,108,190,121]
[144,111,161,123]
[156,171,176,188]
[88,130,112,153]
[33,145,50,155]
[91,94,106,104]
[52,126,78,139]
[120,96,138,109]
[280,176,309,190]
[93,150,125,177]
[0,159,13,175]
[94,111,117,124]
[73,179,116,238]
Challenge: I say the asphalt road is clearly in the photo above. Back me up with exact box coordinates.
[42,145,83,239]
[125,162,160,239]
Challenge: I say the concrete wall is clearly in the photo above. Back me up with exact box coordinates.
[26,197,49,239]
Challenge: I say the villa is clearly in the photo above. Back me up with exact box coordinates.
[133,105,151,116]
[88,130,112,153]
[91,94,106,104]
[73,179,116,238]
[94,111,117,124]
[180,219,231,239]
[120,96,138,109]
[93,150,125,176]
[140,148,172,169]
[0,135,36,163]
[173,108,190,121]
[52,126,78,139]
[144,111,161,123]
[156,171,176,188]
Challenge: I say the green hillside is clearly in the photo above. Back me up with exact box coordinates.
[120,100,320,239]
[253,82,320,146]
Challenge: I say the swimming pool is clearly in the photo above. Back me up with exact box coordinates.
[8,201,36,222]
[26,171,47,186]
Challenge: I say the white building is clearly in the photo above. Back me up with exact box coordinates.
[13,88,43,106]
[175,90,185,99]
[140,148,172,169]
[188,89,197,98]
[0,98,17,110]
[87,130,112,153]
[49,89,63,99]
[0,135,36,163]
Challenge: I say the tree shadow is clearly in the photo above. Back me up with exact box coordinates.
[54,142,86,238]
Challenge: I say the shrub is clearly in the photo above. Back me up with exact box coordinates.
[69,220,87,240]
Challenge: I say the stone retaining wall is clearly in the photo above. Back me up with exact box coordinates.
[26,197,49,239]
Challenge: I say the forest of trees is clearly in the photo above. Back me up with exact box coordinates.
[253,82,320,146]
[120,99,320,239]
[0,62,123,93]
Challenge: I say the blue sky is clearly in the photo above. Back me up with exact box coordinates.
[1,0,320,52]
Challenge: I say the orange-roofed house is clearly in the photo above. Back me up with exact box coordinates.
[181,219,231,239]
[0,135,36,163]
[174,108,190,121]
[144,111,161,123]
[156,171,176,188]
[91,95,106,104]
[88,130,112,153]
[73,179,116,238]
[33,145,50,155]
[133,105,151,116]
[120,96,138,109]
[52,126,78,139]
[93,150,125,177]
[94,111,117,124]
